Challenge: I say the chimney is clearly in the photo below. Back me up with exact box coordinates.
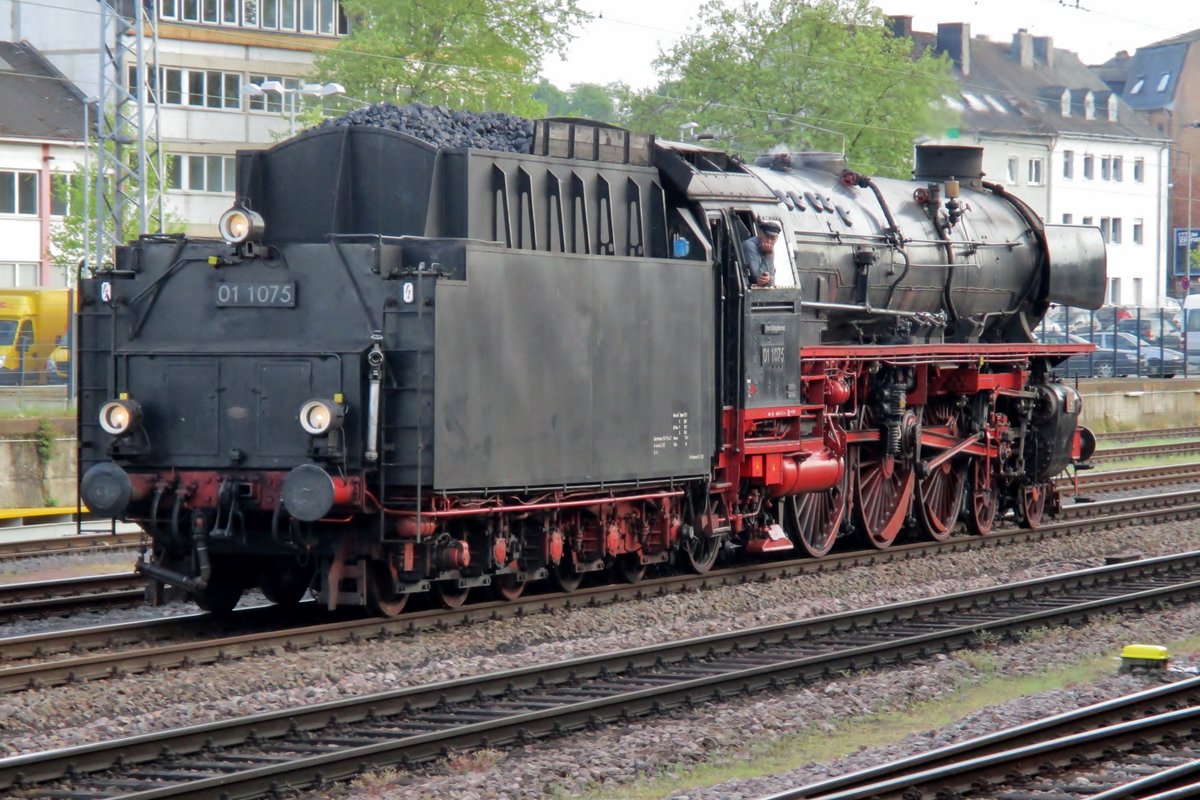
[889,15,913,39]
[936,23,971,77]
[1012,29,1034,68]
[1033,36,1054,68]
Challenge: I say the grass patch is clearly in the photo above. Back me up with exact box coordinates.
[577,639,1200,800]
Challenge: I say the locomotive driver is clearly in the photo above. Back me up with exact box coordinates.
[742,219,781,287]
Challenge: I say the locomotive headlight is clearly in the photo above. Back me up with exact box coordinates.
[217,206,265,245]
[98,398,142,436]
[299,398,344,436]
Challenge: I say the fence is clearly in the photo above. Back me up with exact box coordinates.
[1036,305,1193,380]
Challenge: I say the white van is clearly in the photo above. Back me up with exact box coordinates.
[1185,294,1200,355]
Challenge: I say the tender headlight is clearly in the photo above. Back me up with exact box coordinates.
[217,206,265,245]
[98,398,142,436]
[299,398,344,436]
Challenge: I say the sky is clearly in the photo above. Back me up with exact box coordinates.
[541,0,1200,91]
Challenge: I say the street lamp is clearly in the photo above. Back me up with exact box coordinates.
[242,80,345,136]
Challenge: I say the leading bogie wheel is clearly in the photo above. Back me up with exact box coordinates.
[1017,482,1047,529]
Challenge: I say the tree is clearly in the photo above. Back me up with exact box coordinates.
[619,0,956,177]
[533,80,619,122]
[314,0,588,116]
[51,142,183,277]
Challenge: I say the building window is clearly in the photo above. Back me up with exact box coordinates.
[222,0,238,23]
[300,0,315,32]
[281,0,295,29]
[182,0,199,21]
[243,0,257,25]
[0,263,39,288]
[1134,158,1144,182]
[247,75,301,112]
[1027,157,1043,185]
[1130,77,1144,94]
[1099,217,1110,242]
[1133,278,1143,306]
[1157,72,1171,92]
[1082,216,1094,226]
[1110,218,1121,244]
[0,170,37,215]
[1063,150,1074,179]
[1112,157,1123,181]
[1101,156,1111,180]
[1083,154,1094,179]
[161,0,178,18]
[1133,218,1143,244]
[1109,277,1121,305]
[1006,156,1018,184]
[1062,213,1073,224]
[1084,92,1095,120]
[49,173,82,217]
[160,67,240,109]
[169,154,236,193]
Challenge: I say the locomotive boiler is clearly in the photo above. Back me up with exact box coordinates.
[77,118,1105,614]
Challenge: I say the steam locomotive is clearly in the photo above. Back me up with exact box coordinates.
[77,119,1105,614]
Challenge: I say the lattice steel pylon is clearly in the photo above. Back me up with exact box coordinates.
[91,0,164,271]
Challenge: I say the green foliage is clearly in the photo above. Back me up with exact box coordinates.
[35,419,55,466]
[50,127,183,276]
[314,0,588,116]
[618,0,957,177]
[533,80,619,122]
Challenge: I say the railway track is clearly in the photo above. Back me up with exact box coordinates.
[0,529,142,561]
[4,485,1200,696]
[0,573,146,623]
[761,675,1200,800]
[1095,425,1200,444]
[4,550,1200,799]
[1091,439,1200,463]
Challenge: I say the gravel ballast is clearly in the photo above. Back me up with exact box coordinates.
[2,518,1199,800]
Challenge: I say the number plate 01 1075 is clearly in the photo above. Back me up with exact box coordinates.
[215,282,296,307]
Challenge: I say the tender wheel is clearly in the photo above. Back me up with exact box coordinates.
[194,581,243,614]
[965,458,999,535]
[194,556,245,614]
[365,560,408,617]
[259,562,314,607]
[680,529,720,573]
[492,565,527,601]
[1016,482,1047,529]
[787,467,849,557]
[550,560,585,593]
[431,580,471,609]
[613,553,646,583]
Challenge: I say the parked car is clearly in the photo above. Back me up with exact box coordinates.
[1079,330,1185,378]
[1037,331,1140,378]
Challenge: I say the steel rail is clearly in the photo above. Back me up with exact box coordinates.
[5,551,1200,798]
[0,573,145,622]
[0,530,142,560]
[1092,440,1200,463]
[5,486,1200,693]
[758,676,1200,799]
